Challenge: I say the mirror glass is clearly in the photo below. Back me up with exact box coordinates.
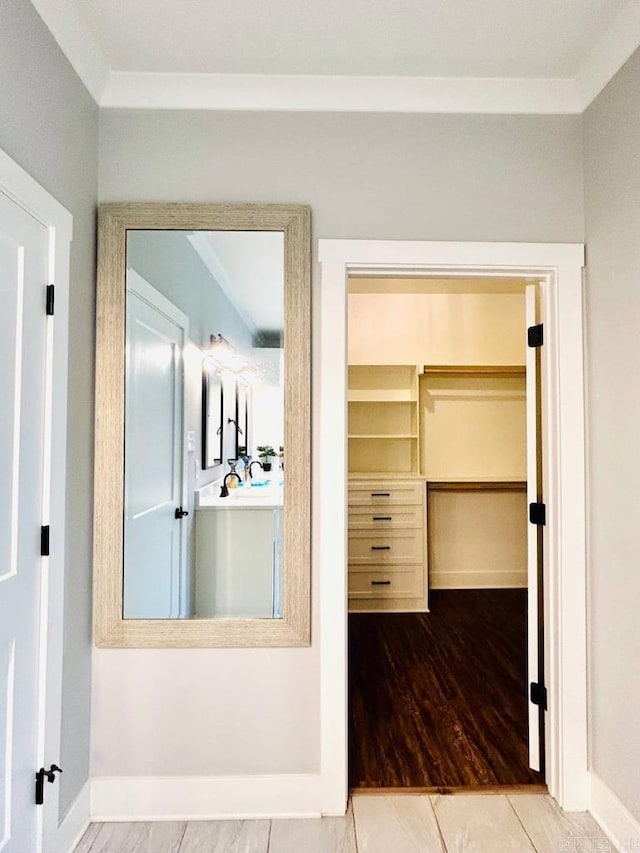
[202,360,223,469]
[123,229,284,620]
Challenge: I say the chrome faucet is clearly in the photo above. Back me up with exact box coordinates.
[249,460,263,479]
[219,471,241,498]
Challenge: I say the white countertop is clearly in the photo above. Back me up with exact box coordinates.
[195,477,284,509]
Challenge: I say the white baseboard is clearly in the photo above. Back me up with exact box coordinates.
[429,570,527,589]
[590,772,640,850]
[91,773,322,821]
[54,781,91,853]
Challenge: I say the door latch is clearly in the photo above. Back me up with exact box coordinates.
[35,764,62,805]
[175,507,189,519]
[530,682,548,710]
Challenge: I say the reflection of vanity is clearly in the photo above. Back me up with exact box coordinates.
[194,480,283,618]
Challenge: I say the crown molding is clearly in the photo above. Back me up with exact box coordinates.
[30,0,110,102]
[29,0,640,114]
[99,71,582,113]
[574,0,640,110]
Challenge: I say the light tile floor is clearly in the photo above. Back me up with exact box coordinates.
[73,794,614,853]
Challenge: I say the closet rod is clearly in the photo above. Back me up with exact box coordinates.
[422,365,525,377]
[427,480,527,492]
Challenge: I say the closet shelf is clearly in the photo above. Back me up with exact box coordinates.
[349,433,418,440]
[423,364,525,377]
[348,392,417,403]
[426,478,526,492]
[349,364,421,476]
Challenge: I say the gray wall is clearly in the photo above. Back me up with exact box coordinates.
[4,0,638,813]
[0,0,98,816]
[127,231,253,352]
[92,109,584,780]
[584,48,640,821]
[100,111,584,242]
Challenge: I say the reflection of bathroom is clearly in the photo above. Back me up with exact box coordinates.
[123,229,284,621]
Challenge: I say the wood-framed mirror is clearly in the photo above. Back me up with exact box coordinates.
[94,203,311,647]
[202,359,223,470]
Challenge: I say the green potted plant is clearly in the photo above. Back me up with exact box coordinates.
[257,445,276,471]
[279,445,284,471]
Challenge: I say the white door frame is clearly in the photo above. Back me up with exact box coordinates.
[0,148,72,851]
[318,239,587,813]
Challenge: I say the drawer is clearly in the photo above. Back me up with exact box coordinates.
[348,529,423,564]
[348,567,423,599]
[348,480,424,506]
[348,505,424,530]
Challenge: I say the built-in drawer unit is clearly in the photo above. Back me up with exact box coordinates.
[348,480,424,506]
[348,477,428,613]
[348,505,424,530]
[348,567,424,600]
[348,529,423,564]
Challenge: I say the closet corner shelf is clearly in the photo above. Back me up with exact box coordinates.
[426,477,527,492]
[348,392,417,403]
[422,364,525,377]
[349,472,424,480]
[348,433,418,439]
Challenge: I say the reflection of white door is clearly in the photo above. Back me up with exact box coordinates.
[124,269,189,618]
[0,193,49,851]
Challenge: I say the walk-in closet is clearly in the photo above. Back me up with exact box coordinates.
[347,275,544,790]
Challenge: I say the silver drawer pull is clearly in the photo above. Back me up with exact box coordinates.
[371,580,391,585]
[373,516,392,521]
[371,492,390,497]
[371,545,391,551]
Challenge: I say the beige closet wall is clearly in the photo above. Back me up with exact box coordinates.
[348,286,526,365]
[427,489,527,589]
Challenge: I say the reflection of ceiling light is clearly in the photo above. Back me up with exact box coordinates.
[208,333,254,376]
[237,368,261,387]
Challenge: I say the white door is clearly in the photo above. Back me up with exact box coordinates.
[526,283,544,772]
[0,194,49,851]
[124,270,189,619]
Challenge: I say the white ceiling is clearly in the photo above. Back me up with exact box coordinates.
[30,0,640,112]
[74,0,623,78]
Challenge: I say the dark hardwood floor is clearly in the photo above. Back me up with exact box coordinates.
[349,589,544,789]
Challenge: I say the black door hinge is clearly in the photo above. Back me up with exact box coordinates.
[530,682,548,710]
[529,502,546,526]
[46,284,55,316]
[528,323,543,347]
[35,765,62,805]
[40,525,50,556]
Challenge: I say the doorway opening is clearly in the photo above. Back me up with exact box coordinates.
[346,274,544,791]
[317,239,588,815]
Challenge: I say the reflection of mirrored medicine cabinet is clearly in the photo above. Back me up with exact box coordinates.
[93,203,311,647]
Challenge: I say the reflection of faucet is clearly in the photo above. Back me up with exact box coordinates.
[219,471,240,498]
[249,460,263,479]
